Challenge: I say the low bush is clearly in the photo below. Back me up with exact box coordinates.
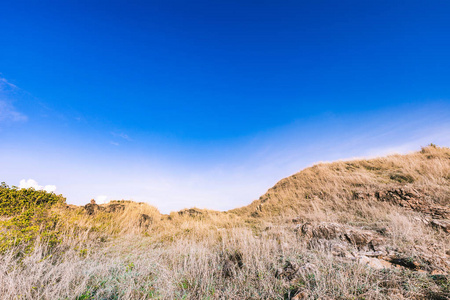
[0,183,65,253]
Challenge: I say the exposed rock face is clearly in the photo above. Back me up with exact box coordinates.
[83,202,125,215]
[84,202,102,215]
[295,222,450,274]
[354,186,450,235]
[354,186,449,219]
[297,222,385,252]
[104,203,125,213]
[178,208,204,217]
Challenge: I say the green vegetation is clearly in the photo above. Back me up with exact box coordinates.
[0,183,65,252]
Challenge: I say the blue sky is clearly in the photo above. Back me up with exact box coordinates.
[1,1,450,212]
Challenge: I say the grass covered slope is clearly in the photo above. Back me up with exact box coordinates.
[232,144,450,220]
[0,145,449,299]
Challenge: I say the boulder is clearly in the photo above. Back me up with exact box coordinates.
[291,290,308,300]
[358,255,392,270]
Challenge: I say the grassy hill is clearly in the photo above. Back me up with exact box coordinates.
[0,145,449,299]
[232,144,449,218]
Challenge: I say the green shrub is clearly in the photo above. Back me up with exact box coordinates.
[0,183,66,253]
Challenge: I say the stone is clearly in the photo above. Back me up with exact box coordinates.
[291,290,308,300]
[431,219,450,233]
[276,261,299,280]
[358,256,392,270]
[331,243,351,257]
[344,229,374,247]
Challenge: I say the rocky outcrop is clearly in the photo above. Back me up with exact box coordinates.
[353,186,449,220]
[83,200,125,215]
[295,222,449,274]
[104,203,125,213]
[296,222,385,252]
[353,186,450,235]
[178,208,204,217]
[84,200,102,215]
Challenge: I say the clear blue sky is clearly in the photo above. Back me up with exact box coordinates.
[1,1,450,212]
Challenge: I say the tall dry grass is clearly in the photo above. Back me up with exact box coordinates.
[1,146,449,299]
[1,202,448,299]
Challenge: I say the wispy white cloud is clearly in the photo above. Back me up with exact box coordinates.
[0,100,27,123]
[19,179,56,193]
[0,77,18,90]
[111,132,132,141]
[110,141,120,146]
[0,76,27,123]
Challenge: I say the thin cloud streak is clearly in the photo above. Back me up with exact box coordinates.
[0,76,27,123]
[0,76,18,90]
[111,132,132,141]
[0,100,27,123]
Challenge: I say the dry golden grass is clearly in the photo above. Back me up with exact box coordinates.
[1,214,447,299]
[1,145,449,299]
[231,145,450,218]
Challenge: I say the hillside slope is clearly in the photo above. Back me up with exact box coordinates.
[0,145,449,299]
[232,145,449,220]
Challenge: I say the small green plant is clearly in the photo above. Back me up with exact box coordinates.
[79,248,88,257]
[126,262,135,272]
[76,290,93,300]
